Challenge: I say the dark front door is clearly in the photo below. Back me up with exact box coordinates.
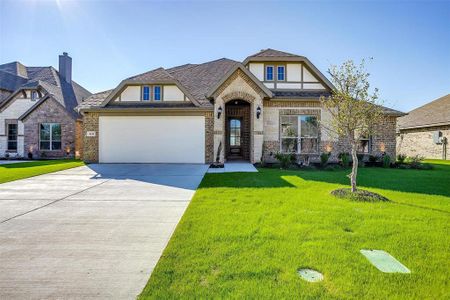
[228,118,242,158]
[225,100,250,160]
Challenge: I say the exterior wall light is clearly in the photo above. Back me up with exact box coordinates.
[256,106,261,119]
[217,106,223,119]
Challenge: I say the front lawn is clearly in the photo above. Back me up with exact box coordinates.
[140,161,450,299]
[0,160,85,184]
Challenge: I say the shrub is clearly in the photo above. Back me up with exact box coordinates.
[320,152,331,167]
[324,164,341,171]
[407,155,424,168]
[382,154,391,168]
[357,154,365,167]
[368,155,379,163]
[397,153,407,164]
[275,152,296,169]
[338,152,350,168]
[417,163,433,170]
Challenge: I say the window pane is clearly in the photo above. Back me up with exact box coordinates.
[277,66,285,81]
[52,141,62,150]
[281,115,298,138]
[300,138,318,154]
[266,66,274,81]
[281,138,298,153]
[40,141,50,150]
[143,86,150,101]
[52,124,61,141]
[7,141,17,151]
[7,124,17,140]
[40,124,50,141]
[300,116,318,137]
[358,139,370,153]
[154,86,161,101]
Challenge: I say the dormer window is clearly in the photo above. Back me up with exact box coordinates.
[142,86,150,101]
[265,66,274,81]
[277,66,285,81]
[154,86,161,101]
[31,90,38,101]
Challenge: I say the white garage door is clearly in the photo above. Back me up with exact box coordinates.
[99,116,205,163]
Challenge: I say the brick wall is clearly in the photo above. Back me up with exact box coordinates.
[397,125,449,160]
[82,112,99,163]
[262,101,399,163]
[23,97,76,159]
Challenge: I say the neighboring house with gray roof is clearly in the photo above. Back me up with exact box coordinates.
[78,48,403,164]
[397,94,450,160]
[0,53,91,159]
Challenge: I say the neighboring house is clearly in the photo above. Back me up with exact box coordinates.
[77,49,403,164]
[397,94,449,160]
[0,53,91,159]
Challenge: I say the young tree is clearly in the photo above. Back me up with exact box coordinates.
[321,59,384,192]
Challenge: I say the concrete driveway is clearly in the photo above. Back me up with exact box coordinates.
[0,163,208,299]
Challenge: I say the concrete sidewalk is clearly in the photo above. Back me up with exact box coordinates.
[0,163,208,299]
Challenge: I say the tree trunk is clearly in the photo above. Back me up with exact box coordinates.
[350,144,358,192]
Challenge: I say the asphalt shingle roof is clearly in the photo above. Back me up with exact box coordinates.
[247,48,302,58]
[0,61,91,117]
[397,94,450,129]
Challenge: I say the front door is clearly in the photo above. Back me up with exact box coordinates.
[225,100,250,161]
[227,118,242,159]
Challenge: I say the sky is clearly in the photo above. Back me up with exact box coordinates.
[0,0,449,112]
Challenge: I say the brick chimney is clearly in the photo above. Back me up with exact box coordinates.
[59,52,72,83]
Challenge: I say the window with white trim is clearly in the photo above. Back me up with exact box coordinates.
[142,86,150,101]
[358,136,371,153]
[40,123,61,150]
[280,115,319,154]
[277,66,285,81]
[7,123,18,151]
[153,86,161,101]
[31,90,39,101]
[266,66,274,81]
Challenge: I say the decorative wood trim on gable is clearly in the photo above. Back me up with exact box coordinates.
[212,68,269,100]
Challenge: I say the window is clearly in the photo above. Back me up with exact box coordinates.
[142,86,150,101]
[31,91,38,101]
[229,119,241,146]
[358,136,371,153]
[153,86,161,101]
[277,66,285,81]
[266,66,274,81]
[40,123,61,150]
[7,123,18,151]
[280,115,319,154]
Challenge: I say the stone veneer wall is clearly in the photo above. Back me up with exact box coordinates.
[23,98,76,159]
[262,100,398,162]
[397,125,449,160]
[212,69,266,163]
[82,112,99,163]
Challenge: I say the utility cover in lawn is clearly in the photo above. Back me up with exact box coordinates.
[360,249,411,273]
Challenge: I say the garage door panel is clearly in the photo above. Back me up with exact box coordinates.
[99,116,205,163]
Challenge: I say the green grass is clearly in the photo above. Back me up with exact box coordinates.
[0,160,85,184]
[140,161,450,299]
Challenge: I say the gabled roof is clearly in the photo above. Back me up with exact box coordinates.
[246,48,304,59]
[97,58,239,109]
[0,61,91,117]
[243,48,334,91]
[398,94,450,130]
[205,63,273,99]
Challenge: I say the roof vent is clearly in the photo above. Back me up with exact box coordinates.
[59,52,72,83]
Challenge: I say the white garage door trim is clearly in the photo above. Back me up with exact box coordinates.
[99,116,205,163]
